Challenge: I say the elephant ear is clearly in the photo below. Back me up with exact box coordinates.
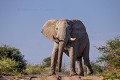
[41,20,58,41]
[71,20,87,39]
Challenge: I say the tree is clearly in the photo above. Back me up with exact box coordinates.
[0,45,26,75]
[97,37,120,69]
[97,36,120,79]
[42,56,51,67]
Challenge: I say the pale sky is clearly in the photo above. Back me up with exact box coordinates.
[0,0,120,64]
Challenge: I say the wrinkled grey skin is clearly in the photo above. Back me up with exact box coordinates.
[41,19,93,76]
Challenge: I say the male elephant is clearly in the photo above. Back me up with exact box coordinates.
[41,19,93,76]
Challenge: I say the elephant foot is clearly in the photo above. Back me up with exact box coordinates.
[48,71,56,76]
[70,71,77,76]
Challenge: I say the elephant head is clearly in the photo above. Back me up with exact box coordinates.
[41,19,86,72]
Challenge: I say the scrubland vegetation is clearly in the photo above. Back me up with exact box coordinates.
[0,36,120,79]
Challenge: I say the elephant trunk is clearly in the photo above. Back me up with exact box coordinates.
[58,41,64,72]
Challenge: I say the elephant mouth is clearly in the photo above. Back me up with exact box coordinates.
[53,35,63,43]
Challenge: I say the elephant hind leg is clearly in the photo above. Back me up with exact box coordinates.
[83,45,93,75]
[76,57,84,76]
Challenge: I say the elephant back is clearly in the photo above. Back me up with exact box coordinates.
[70,20,87,40]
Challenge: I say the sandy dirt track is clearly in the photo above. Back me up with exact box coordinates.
[0,74,104,80]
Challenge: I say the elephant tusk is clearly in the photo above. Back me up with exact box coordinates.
[69,38,76,42]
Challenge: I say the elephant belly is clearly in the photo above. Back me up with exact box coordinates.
[77,43,86,57]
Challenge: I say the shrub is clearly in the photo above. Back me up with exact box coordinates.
[91,62,103,74]
[101,71,120,80]
[25,64,45,74]
[97,36,120,69]
[0,45,26,75]
[25,56,69,75]
[42,56,51,67]
[0,58,18,74]
[97,36,120,79]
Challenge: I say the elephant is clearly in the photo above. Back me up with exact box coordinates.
[41,19,93,76]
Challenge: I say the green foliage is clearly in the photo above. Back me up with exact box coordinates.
[96,36,120,79]
[24,57,51,75]
[25,64,45,74]
[0,58,18,74]
[91,62,103,74]
[42,56,51,67]
[97,36,120,69]
[0,45,26,75]
[25,56,68,75]
[101,71,120,80]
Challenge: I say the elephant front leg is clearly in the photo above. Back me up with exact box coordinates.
[49,43,58,75]
[69,46,77,76]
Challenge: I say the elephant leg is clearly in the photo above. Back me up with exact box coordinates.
[49,42,58,75]
[76,57,84,76]
[83,45,93,75]
[69,46,77,76]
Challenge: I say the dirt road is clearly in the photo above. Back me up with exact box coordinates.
[31,75,103,80]
[0,74,103,80]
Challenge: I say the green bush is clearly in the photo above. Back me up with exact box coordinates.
[24,56,69,75]
[25,64,45,74]
[97,36,120,79]
[101,71,120,80]
[0,58,18,74]
[42,56,51,67]
[97,36,120,69]
[0,45,26,75]
[91,62,103,74]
